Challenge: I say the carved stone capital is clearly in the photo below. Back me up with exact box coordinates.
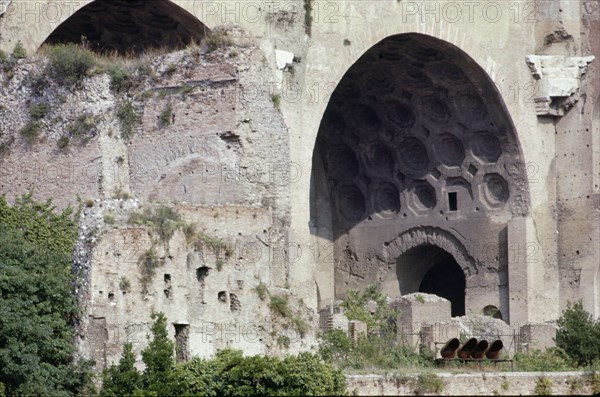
[525,55,595,117]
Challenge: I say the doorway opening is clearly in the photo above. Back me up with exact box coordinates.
[396,245,466,317]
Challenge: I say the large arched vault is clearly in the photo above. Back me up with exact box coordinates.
[0,0,211,54]
[43,0,208,54]
[310,33,530,321]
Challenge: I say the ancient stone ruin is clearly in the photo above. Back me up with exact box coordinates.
[0,0,598,369]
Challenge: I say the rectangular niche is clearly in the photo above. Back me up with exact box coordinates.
[174,323,190,362]
[448,192,458,212]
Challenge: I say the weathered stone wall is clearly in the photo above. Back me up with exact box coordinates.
[1,0,599,370]
[346,371,598,396]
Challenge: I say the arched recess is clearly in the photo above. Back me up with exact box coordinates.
[310,33,529,318]
[9,0,209,55]
[382,227,473,317]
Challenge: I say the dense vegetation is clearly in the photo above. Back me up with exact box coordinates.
[1,193,600,395]
[0,194,92,396]
[101,313,347,396]
[556,301,600,366]
[512,301,600,371]
[320,284,432,371]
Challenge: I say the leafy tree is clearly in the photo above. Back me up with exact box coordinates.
[141,312,175,395]
[277,352,346,396]
[340,284,395,335]
[318,329,353,363]
[168,349,245,396]
[102,320,347,396]
[100,343,142,397]
[0,194,92,396]
[220,354,283,396]
[556,301,600,366]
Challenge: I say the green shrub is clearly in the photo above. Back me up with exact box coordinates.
[318,329,431,371]
[271,93,281,108]
[19,121,41,144]
[29,103,48,120]
[11,41,27,59]
[103,319,347,396]
[47,43,96,85]
[119,277,131,293]
[116,100,140,140]
[205,28,234,52]
[67,113,97,143]
[277,335,291,348]
[292,316,309,338]
[340,284,395,335]
[129,206,182,244]
[534,376,553,396]
[139,247,164,293]
[190,228,234,258]
[107,63,137,93]
[159,102,173,126]
[304,0,313,35]
[254,282,269,301]
[167,349,346,396]
[103,213,115,225]
[319,329,353,363]
[271,295,292,318]
[100,343,141,397]
[164,63,177,76]
[0,49,6,61]
[112,188,130,200]
[57,136,69,149]
[0,136,15,156]
[556,301,600,366]
[513,347,575,372]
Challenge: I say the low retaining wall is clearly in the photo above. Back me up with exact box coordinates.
[346,371,598,395]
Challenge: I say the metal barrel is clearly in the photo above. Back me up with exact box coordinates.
[471,339,489,359]
[485,339,504,360]
[440,338,460,359]
[457,338,478,359]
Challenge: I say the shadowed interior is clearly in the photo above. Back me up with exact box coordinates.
[310,33,528,313]
[43,0,208,54]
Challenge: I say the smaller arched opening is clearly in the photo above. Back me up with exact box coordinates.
[483,305,503,320]
[396,245,466,317]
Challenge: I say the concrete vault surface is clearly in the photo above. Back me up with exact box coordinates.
[0,0,599,370]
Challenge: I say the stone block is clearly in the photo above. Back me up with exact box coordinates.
[520,323,557,352]
[349,320,368,342]
[391,293,451,350]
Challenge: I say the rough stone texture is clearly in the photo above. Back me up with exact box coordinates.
[520,323,558,353]
[0,0,599,372]
[392,293,452,350]
[346,371,597,396]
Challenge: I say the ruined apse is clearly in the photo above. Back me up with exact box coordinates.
[311,34,530,320]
